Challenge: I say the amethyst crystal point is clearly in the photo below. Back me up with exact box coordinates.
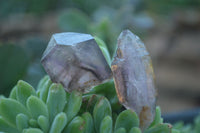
[41,32,112,93]
[111,30,157,130]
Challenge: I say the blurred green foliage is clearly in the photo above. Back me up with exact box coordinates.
[144,0,200,15]
[0,44,29,95]
[58,9,90,33]
[1,0,199,18]
[0,0,124,18]
[173,114,200,133]
[0,38,47,95]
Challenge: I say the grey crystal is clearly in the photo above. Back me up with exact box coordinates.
[41,32,112,93]
[111,30,157,130]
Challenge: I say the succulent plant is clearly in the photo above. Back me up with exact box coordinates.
[0,75,174,133]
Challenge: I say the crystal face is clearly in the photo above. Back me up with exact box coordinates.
[41,32,112,93]
[111,30,157,129]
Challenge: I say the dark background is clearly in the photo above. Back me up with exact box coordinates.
[0,0,200,114]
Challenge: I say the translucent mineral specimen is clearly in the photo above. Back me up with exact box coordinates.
[41,32,112,93]
[111,30,157,130]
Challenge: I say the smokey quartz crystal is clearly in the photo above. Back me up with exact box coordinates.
[41,32,112,93]
[111,30,157,130]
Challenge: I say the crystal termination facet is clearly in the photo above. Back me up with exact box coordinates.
[41,32,112,93]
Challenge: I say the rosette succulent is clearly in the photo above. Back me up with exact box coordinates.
[0,76,174,133]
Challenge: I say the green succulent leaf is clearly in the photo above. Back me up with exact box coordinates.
[9,86,17,99]
[46,83,66,123]
[100,116,112,133]
[49,112,67,133]
[129,127,141,133]
[16,80,36,106]
[82,112,94,133]
[93,96,112,132]
[115,109,139,132]
[81,94,101,114]
[90,80,115,97]
[144,123,172,133]
[63,116,85,133]
[37,76,52,103]
[37,115,49,133]
[16,113,29,132]
[28,119,39,128]
[90,80,121,112]
[114,127,126,133]
[23,128,43,133]
[94,36,111,66]
[26,96,48,119]
[0,98,30,126]
[64,91,82,122]
[37,76,49,92]
[0,116,20,133]
[149,107,162,127]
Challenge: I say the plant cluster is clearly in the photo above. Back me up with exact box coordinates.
[0,76,177,133]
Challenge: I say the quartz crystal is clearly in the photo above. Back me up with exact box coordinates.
[41,32,112,93]
[111,30,157,129]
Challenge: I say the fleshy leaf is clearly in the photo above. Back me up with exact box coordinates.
[37,115,49,133]
[93,96,112,132]
[129,127,141,133]
[144,123,172,133]
[9,86,17,99]
[28,119,39,128]
[16,113,29,132]
[37,76,49,92]
[114,127,126,133]
[49,112,67,133]
[90,80,121,112]
[16,80,36,106]
[82,112,94,133]
[26,96,48,119]
[0,98,30,126]
[38,77,52,103]
[100,116,112,133]
[94,36,111,66]
[46,83,66,123]
[64,91,82,122]
[115,109,139,132]
[149,107,162,127]
[0,116,19,133]
[23,128,43,133]
[80,94,101,114]
[63,116,85,133]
